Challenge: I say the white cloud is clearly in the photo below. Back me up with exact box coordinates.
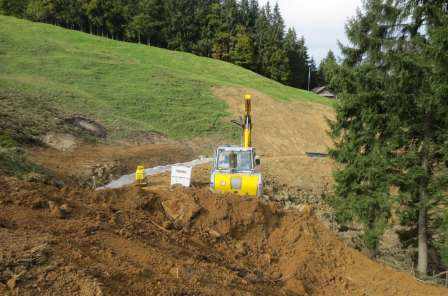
[258,0,361,62]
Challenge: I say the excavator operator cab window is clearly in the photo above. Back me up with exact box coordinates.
[216,149,254,172]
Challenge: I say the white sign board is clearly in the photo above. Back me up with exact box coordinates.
[170,165,192,187]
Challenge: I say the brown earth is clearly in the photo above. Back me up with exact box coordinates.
[1,171,446,296]
[2,87,447,295]
[213,86,335,194]
[27,142,195,186]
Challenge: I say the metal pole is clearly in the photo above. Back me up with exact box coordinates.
[308,67,311,91]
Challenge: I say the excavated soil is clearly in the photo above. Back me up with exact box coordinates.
[1,172,446,296]
[28,142,195,186]
[3,87,446,295]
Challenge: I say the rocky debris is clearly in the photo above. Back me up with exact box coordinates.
[32,198,49,209]
[90,163,121,188]
[79,277,104,296]
[1,175,447,295]
[270,271,283,281]
[131,190,159,211]
[19,244,51,267]
[207,228,223,239]
[6,275,17,290]
[49,201,72,219]
[5,270,26,291]
[0,241,51,292]
[265,181,338,232]
[161,197,201,227]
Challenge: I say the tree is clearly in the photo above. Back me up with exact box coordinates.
[253,4,271,75]
[230,25,255,69]
[126,0,166,45]
[0,0,29,17]
[318,50,337,86]
[330,0,448,275]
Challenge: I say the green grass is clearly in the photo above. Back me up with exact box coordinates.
[0,15,332,141]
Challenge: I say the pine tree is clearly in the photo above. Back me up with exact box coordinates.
[331,0,448,275]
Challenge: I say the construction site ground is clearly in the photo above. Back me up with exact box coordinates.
[1,87,447,295]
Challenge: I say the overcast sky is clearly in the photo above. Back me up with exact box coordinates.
[258,0,361,62]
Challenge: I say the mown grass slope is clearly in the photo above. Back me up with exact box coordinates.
[0,15,331,143]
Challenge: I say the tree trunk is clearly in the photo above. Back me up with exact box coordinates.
[417,153,429,276]
[417,190,428,275]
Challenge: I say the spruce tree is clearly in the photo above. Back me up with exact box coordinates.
[331,0,448,275]
[230,25,255,70]
[318,50,337,86]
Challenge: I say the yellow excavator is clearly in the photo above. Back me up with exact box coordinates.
[210,94,262,197]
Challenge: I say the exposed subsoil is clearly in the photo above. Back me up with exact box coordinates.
[2,87,447,295]
[28,142,195,187]
[213,86,335,194]
[1,169,446,296]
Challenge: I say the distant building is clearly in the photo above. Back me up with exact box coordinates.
[312,86,336,99]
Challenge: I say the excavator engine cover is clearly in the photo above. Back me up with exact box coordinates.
[211,172,262,197]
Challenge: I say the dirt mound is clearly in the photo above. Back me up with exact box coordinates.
[213,86,335,193]
[28,142,195,187]
[0,176,446,295]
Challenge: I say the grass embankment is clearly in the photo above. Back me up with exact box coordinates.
[0,15,331,175]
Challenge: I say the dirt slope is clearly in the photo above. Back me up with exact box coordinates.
[213,86,335,193]
[28,142,194,184]
[1,172,446,295]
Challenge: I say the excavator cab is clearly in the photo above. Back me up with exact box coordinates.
[210,94,263,197]
[210,146,262,197]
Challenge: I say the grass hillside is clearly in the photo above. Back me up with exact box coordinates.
[0,15,331,143]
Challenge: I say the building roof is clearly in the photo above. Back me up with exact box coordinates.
[312,86,336,99]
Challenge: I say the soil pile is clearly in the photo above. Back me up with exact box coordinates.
[0,176,446,295]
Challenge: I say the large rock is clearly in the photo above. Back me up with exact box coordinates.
[41,133,77,151]
[161,197,201,227]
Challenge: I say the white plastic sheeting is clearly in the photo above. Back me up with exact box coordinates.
[97,158,213,190]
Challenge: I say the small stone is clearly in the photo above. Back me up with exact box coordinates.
[161,198,201,227]
[271,271,283,281]
[208,228,222,239]
[50,204,71,219]
[48,201,56,211]
[60,204,72,214]
[52,179,65,189]
[162,220,173,230]
[7,276,16,290]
